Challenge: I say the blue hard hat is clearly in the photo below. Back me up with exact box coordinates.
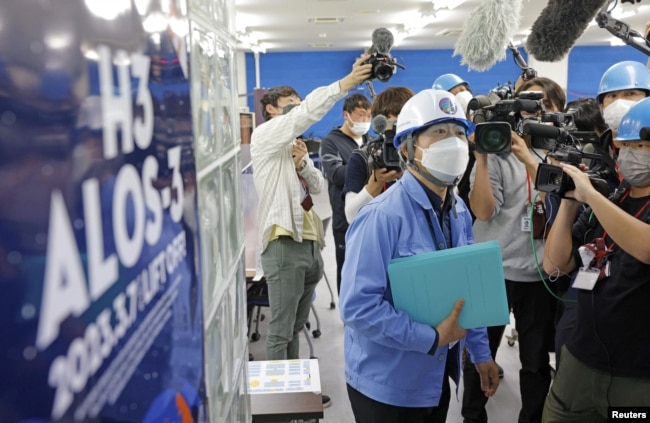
[432,73,468,92]
[597,61,650,104]
[394,89,475,148]
[615,97,650,141]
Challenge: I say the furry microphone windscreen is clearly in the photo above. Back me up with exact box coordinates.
[372,114,388,134]
[453,0,522,71]
[369,28,394,55]
[526,0,608,62]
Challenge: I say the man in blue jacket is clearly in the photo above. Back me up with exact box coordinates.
[340,89,499,423]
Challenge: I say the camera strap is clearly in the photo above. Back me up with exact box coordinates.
[600,189,650,251]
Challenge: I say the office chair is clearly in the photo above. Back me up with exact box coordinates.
[506,327,519,347]
[246,277,319,359]
[247,222,335,338]
[319,217,336,310]
[246,279,268,343]
[246,216,337,356]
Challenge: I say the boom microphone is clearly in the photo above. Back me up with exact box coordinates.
[522,122,569,139]
[527,0,608,62]
[453,0,522,71]
[513,99,543,113]
[368,28,394,55]
[372,114,388,135]
[507,42,537,81]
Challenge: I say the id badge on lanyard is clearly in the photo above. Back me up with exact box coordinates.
[573,237,611,291]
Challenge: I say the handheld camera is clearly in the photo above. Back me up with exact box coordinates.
[363,28,405,83]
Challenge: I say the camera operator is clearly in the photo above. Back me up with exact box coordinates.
[340,89,498,423]
[466,77,565,423]
[342,87,412,223]
[566,97,610,166]
[550,97,615,368]
[542,97,650,421]
[320,93,373,294]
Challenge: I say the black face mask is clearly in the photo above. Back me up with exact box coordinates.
[281,104,298,115]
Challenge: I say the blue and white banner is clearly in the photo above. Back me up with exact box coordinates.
[0,1,205,421]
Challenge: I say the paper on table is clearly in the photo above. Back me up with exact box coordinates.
[247,359,322,395]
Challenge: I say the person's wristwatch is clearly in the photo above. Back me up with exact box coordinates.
[296,159,307,171]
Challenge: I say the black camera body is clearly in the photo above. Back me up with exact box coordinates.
[366,134,402,172]
[533,129,615,199]
[364,52,402,82]
[536,163,609,199]
[470,91,545,154]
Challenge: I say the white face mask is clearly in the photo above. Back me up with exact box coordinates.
[348,119,370,136]
[416,136,469,183]
[603,99,636,133]
[455,91,473,115]
[617,148,650,187]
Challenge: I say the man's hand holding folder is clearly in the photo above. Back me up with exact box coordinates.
[435,298,500,398]
[435,299,467,345]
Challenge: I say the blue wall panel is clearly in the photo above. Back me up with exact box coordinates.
[246,46,649,138]
[566,46,648,101]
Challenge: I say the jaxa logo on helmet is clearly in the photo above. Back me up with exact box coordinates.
[393,89,475,148]
[439,97,457,115]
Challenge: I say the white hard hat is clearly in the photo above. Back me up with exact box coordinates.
[394,89,475,148]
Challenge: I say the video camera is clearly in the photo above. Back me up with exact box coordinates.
[366,135,402,173]
[526,119,614,198]
[469,90,547,154]
[366,114,402,172]
[535,162,610,199]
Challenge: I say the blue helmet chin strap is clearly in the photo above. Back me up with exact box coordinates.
[400,134,459,218]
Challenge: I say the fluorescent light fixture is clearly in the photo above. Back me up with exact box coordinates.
[397,7,452,45]
[85,0,132,20]
[236,30,266,53]
[432,0,466,10]
[611,9,636,19]
[393,31,408,47]
[251,44,266,54]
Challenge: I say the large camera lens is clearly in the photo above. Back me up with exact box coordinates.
[374,63,394,82]
[550,172,563,185]
[474,122,511,154]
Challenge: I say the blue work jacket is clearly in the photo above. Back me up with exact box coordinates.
[339,171,492,408]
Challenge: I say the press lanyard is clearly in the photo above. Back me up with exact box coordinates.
[600,190,650,251]
[526,172,532,205]
[423,207,450,250]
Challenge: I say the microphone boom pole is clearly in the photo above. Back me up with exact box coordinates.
[596,2,650,56]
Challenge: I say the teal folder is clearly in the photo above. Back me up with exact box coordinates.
[387,240,509,329]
